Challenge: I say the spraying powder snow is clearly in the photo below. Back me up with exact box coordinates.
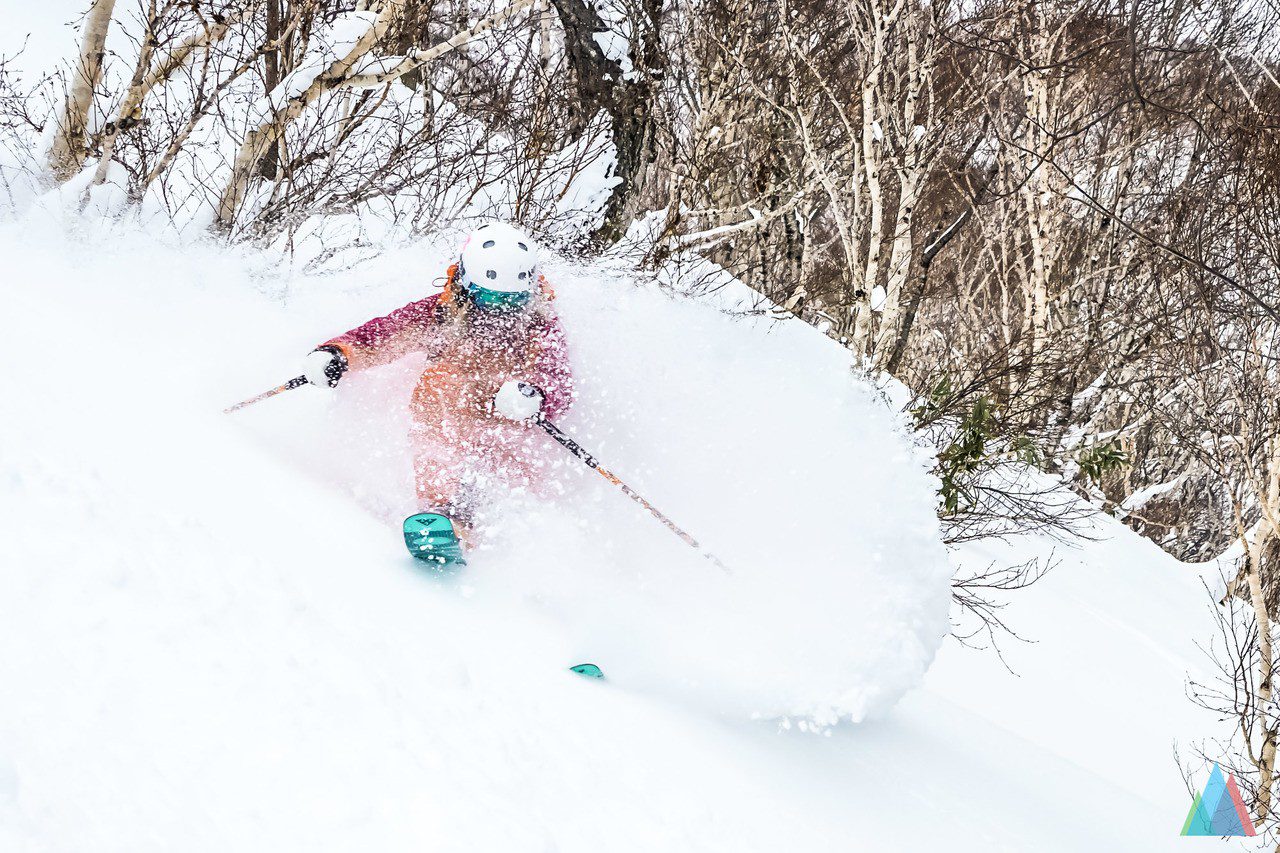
[247,234,953,725]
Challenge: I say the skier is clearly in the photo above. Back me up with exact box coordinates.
[301,222,574,569]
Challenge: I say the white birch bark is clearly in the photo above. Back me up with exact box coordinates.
[873,167,920,359]
[1015,13,1067,386]
[849,12,887,359]
[48,0,118,181]
[871,10,939,367]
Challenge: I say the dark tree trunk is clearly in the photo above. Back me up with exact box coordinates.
[393,0,433,90]
[550,0,662,247]
[258,0,283,180]
[884,208,972,376]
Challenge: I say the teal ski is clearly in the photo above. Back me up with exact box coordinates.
[403,512,467,571]
[570,663,604,679]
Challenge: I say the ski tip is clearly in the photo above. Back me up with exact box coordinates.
[403,512,453,534]
[403,512,467,573]
[570,663,604,679]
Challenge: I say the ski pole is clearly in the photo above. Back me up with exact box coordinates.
[223,375,309,414]
[536,417,728,571]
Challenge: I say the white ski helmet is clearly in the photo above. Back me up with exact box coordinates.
[458,222,540,311]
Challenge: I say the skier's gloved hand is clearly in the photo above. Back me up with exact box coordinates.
[303,347,348,388]
[493,380,544,421]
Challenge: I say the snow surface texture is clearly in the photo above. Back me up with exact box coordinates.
[0,215,1231,851]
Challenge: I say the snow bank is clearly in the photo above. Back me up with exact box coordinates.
[0,213,949,849]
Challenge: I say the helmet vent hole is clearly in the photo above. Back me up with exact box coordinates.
[518,242,528,251]
[518,272,527,280]
[482,240,495,248]
[486,270,497,280]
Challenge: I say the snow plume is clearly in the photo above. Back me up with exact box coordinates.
[250,231,953,725]
[486,262,951,725]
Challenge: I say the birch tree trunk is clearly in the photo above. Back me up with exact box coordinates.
[48,0,117,182]
[871,8,938,368]
[850,21,886,359]
[539,0,554,71]
[88,4,155,190]
[1015,16,1063,395]
[1244,519,1277,821]
[1250,435,1280,821]
[873,166,919,361]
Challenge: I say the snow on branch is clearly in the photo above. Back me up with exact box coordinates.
[215,0,539,230]
[343,0,540,90]
[670,192,806,251]
[215,3,401,228]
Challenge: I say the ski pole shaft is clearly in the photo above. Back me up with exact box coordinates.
[537,417,728,571]
[224,375,309,414]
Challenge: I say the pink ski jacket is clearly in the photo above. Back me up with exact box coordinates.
[320,265,574,421]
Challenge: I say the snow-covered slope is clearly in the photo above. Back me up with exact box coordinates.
[0,217,1228,851]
